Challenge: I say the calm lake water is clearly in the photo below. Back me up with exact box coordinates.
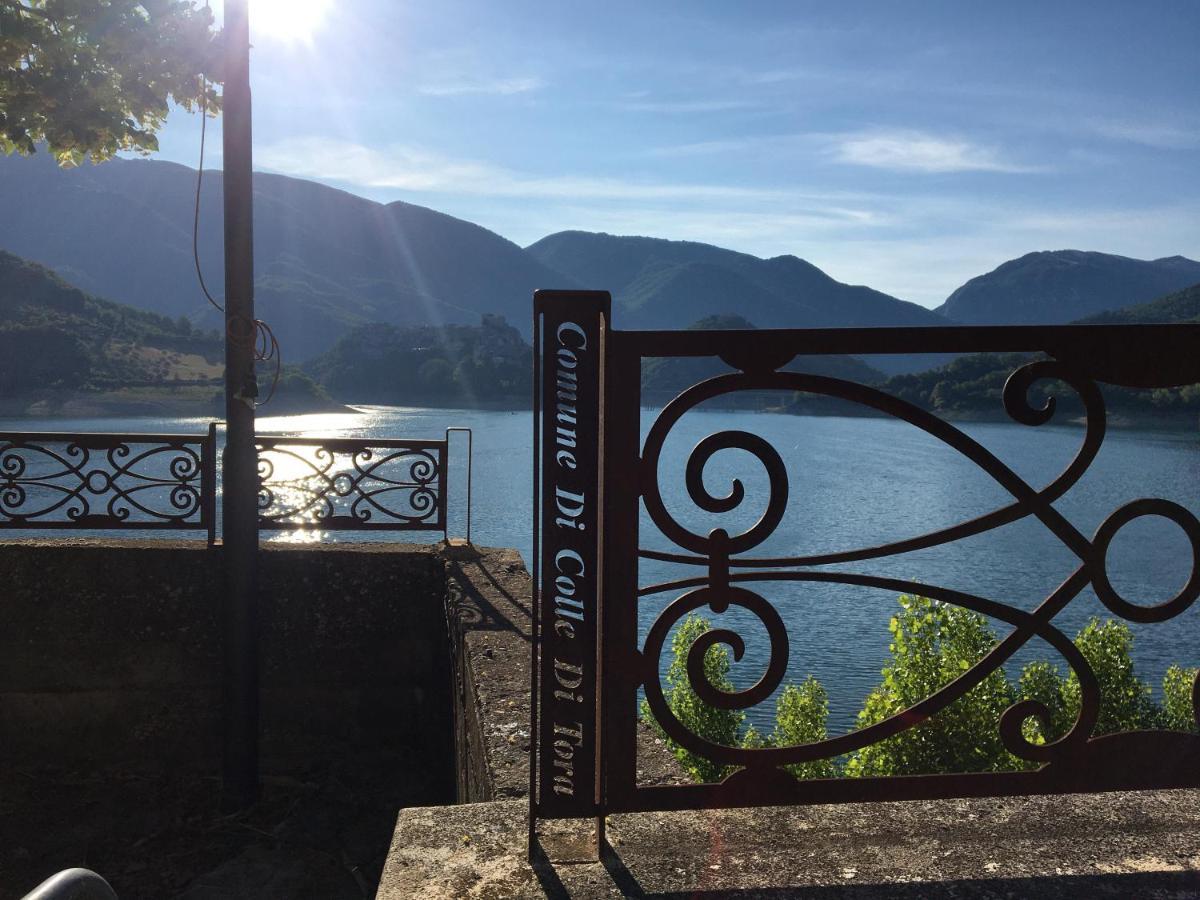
[3,405,1197,733]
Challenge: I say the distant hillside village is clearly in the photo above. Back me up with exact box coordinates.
[0,152,1197,424]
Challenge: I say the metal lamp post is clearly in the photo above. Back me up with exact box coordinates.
[220,0,260,811]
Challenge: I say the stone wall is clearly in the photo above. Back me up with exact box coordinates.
[0,539,451,788]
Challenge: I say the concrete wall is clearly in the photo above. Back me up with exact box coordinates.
[0,539,452,788]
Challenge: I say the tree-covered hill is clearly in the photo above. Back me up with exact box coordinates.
[0,249,222,393]
[934,250,1200,325]
[866,285,1200,426]
[1076,282,1200,325]
[304,314,531,406]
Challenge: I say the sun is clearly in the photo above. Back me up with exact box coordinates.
[250,0,334,45]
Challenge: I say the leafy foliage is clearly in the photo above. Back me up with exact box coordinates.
[1,0,221,164]
[642,597,1197,785]
[770,678,837,779]
[1163,665,1199,733]
[1016,660,1074,744]
[641,614,744,783]
[844,596,1020,777]
[1063,619,1161,735]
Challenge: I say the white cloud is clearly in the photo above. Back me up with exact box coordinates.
[255,136,790,202]
[417,76,544,97]
[615,98,760,114]
[832,130,1042,174]
[254,137,1198,309]
[1088,119,1200,150]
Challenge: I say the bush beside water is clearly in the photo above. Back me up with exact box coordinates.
[643,596,1198,782]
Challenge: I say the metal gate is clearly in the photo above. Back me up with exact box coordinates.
[531,289,1200,852]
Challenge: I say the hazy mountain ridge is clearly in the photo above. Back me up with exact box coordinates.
[867,286,1200,427]
[0,152,575,361]
[1076,281,1200,325]
[4,152,1199,382]
[0,248,221,391]
[527,230,946,331]
[934,250,1200,325]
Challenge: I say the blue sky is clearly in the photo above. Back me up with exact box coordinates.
[150,0,1200,308]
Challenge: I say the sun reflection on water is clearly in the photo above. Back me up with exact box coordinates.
[256,408,380,543]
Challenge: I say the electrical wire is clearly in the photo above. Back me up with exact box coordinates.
[193,72,283,406]
[193,76,223,313]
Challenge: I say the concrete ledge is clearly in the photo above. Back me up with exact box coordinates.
[379,791,1200,898]
[443,548,684,803]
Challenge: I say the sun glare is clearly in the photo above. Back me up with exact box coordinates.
[250,0,333,44]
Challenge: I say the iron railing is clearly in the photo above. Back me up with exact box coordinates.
[530,290,1200,851]
[0,425,217,544]
[256,434,449,533]
[0,425,473,542]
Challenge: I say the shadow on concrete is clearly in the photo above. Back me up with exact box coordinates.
[595,842,1200,899]
[446,557,532,642]
[529,839,573,900]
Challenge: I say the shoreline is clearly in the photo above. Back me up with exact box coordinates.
[1,392,1194,435]
[0,388,354,420]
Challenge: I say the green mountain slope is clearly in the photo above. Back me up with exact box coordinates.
[0,152,576,361]
[1077,281,1200,325]
[0,249,222,392]
[935,250,1200,325]
[875,283,1200,426]
[304,315,531,406]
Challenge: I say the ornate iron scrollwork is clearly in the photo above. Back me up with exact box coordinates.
[256,436,446,531]
[635,356,1200,784]
[0,432,214,532]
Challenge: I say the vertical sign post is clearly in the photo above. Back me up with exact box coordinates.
[530,291,610,857]
[221,0,260,811]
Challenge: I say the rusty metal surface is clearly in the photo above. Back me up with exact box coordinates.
[0,430,215,533]
[255,435,448,532]
[600,322,1200,816]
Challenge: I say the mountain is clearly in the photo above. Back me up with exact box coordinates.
[526,231,946,331]
[1076,281,1200,325]
[870,281,1200,428]
[0,152,575,361]
[0,250,341,416]
[935,250,1200,325]
[0,248,221,392]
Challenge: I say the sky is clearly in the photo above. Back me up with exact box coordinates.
[148,0,1200,308]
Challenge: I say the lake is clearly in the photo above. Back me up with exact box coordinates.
[2,405,1197,734]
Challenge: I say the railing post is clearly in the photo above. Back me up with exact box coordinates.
[530,291,610,860]
[204,422,218,548]
[220,0,259,812]
[445,427,473,545]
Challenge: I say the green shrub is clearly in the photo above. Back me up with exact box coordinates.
[1016,660,1073,744]
[641,601,1192,785]
[771,678,837,779]
[844,595,1020,776]
[641,614,744,782]
[1062,619,1161,735]
[1163,665,1199,733]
